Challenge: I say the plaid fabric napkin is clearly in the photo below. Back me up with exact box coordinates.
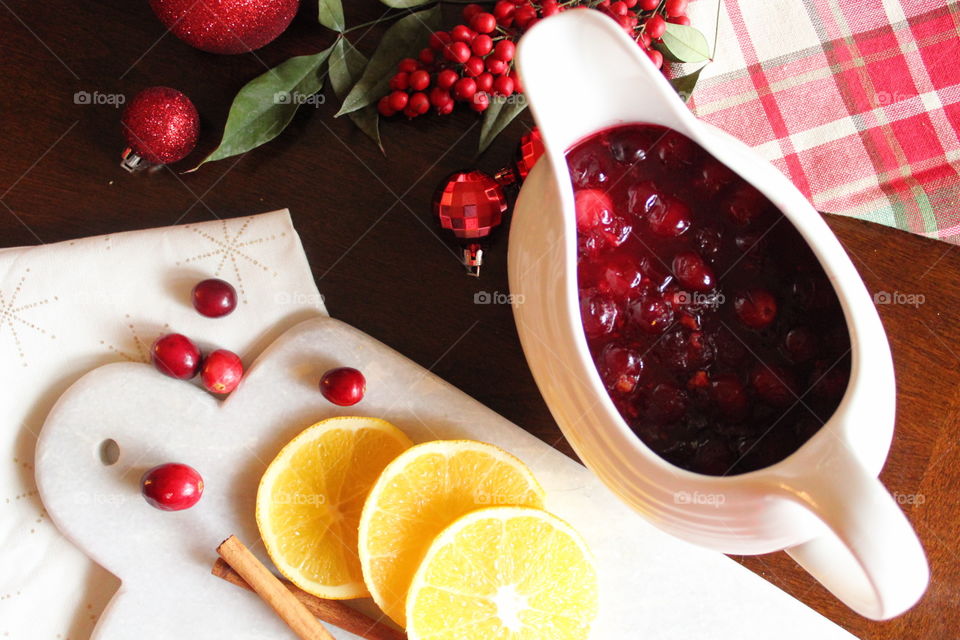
[685,0,960,242]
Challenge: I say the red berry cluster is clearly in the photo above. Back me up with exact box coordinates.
[595,0,691,69]
[378,2,535,118]
[377,1,692,118]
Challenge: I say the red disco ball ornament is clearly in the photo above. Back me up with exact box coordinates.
[434,171,508,276]
[149,0,300,55]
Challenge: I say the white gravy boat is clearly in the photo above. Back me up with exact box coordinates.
[508,10,928,620]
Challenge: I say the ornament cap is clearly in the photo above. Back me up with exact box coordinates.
[120,148,147,173]
[463,244,483,277]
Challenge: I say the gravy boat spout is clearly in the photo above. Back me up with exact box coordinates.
[509,9,928,620]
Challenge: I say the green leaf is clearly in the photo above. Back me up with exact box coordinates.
[670,66,705,102]
[478,95,528,154]
[318,0,345,32]
[378,0,434,7]
[658,23,711,63]
[330,38,382,152]
[336,6,441,116]
[193,46,335,168]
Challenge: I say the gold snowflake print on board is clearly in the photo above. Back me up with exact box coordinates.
[0,269,57,367]
[176,218,284,304]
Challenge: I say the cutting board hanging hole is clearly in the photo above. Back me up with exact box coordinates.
[98,438,120,466]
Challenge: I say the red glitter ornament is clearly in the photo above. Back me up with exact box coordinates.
[434,129,545,276]
[121,87,200,172]
[149,0,299,55]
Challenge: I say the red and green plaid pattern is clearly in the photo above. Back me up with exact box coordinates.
[686,0,960,242]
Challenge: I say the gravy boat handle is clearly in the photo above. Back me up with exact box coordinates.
[778,443,929,620]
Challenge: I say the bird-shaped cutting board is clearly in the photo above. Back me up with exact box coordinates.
[35,316,855,639]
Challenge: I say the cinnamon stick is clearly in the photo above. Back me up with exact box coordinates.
[212,558,405,640]
[216,535,335,640]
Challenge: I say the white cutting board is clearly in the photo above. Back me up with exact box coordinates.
[35,317,856,639]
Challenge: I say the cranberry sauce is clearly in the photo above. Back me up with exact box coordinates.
[568,124,851,476]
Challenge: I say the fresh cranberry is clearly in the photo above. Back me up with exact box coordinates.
[408,69,430,91]
[493,75,515,97]
[430,87,452,110]
[710,373,748,417]
[646,49,664,70]
[470,12,496,34]
[493,39,516,62]
[191,278,237,318]
[471,34,493,56]
[453,77,477,101]
[377,96,396,117]
[733,289,777,329]
[141,463,204,511]
[408,92,430,116]
[645,383,686,423]
[645,14,667,39]
[784,327,817,363]
[471,92,490,112]
[437,69,459,89]
[201,349,243,394]
[665,0,689,17]
[388,90,409,112]
[464,56,485,77]
[450,25,474,43]
[630,295,674,333]
[751,365,795,407]
[462,3,483,20]
[428,31,450,50]
[151,333,202,379]
[319,367,366,406]
[598,343,645,394]
[581,291,621,338]
[672,252,715,292]
[445,41,471,64]
[389,72,409,91]
[476,72,495,93]
[397,58,419,73]
[514,5,538,29]
[574,188,614,232]
[541,0,561,17]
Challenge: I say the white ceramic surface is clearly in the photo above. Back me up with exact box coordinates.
[36,316,856,639]
[510,10,928,620]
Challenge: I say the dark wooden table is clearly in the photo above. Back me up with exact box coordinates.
[2,2,957,638]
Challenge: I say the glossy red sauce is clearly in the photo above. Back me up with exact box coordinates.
[568,124,850,475]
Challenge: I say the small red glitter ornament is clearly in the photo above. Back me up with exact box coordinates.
[121,87,200,172]
[149,0,299,55]
[433,129,545,276]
